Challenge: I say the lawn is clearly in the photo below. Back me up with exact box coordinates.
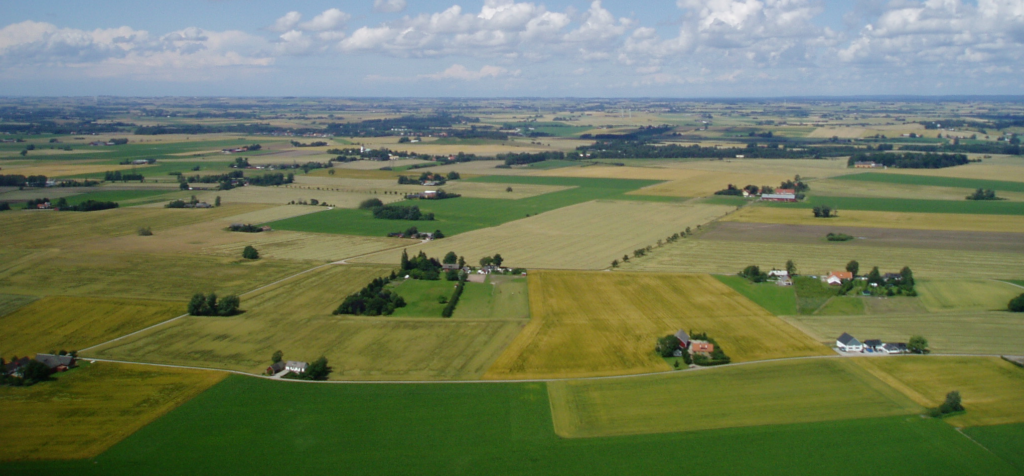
[721,206,1024,232]
[714,275,797,315]
[484,271,828,380]
[350,201,733,270]
[86,265,523,380]
[389,278,464,318]
[1,376,1017,476]
[0,362,225,461]
[390,275,530,320]
[834,172,1024,193]
[548,359,921,438]
[0,296,183,358]
[916,279,1023,312]
[269,176,661,237]
[852,357,1024,427]
[785,310,1024,355]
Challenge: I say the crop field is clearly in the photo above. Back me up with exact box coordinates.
[620,239,1024,279]
[0,250,310,300]
[714,276,797,315]
[852,357,1024,427]
[191,185,396,208]
[351,201,733,270]
[0,294,36,318]
[765,195,1024,215]
[547,359,921,438]
[61,189,178,207]
[812,178,1024,202]
[527,165,791,197]
[916,279,1023,312]
[215,204,328,223]
[699,222,1024,254]
[964,424,1024,472]
[484,271,828,380]
[623,157,854,180]
[720,206,1024,232]
[815,296,866,315]
[454,275,530,320]
[291,176,573,199]
[388,279,468,317]
[0,296,183,357]
[203,231,417,262]
[0,362,226,461]
[834,172,1024,193]
[87,265,523,380]
[878,163,1024,182]
[785,310,1024,355]
[3,377,1017,476]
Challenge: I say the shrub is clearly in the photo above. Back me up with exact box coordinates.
[1009,293,1024,312]
[359,198,384,209]
[137,227,153,236]
[938,391,964,415]
[242,245,260,260]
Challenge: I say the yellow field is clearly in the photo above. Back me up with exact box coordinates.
[813,179,1024,201]
[916,279,1023,312]
[853,357,1024,427]
[879,163,1024,183]
[0,296,183,357]
[292,175,572,199]
[0,161,141,178]
[548,359,921,438]
[352,201,734,270]
[806,126,869,139]
[620,239,1024,279]
[203,232,418,262]
[721,206,1024,233]
[87,265,524,380]
[190,185,398,208]
[334,158,433,170]
[483,271,829,380]
[0,362,225,461]
[218,204,329,223]
[632,157,854,180]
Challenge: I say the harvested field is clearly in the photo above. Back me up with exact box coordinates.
[785,311,1024,355]
[531,165,791,197]
[879,164,1024,183]
[87,265,523,380]
[0,294,36,318]
[619,239,1024,279]
[293,176,573,199]
[852,357,1024,427]
[0,362,225,461]
[334,159,433,170]
[807,126,868,138]
[621,157,854,180]
[203,232,418,262]
[698,222,1024,254]
[191,186,392,208]
[351,201,733,270]
[0,296,183,357]
[548,359,920,438]
[483,271,828,380]
[218,205,328,223]
[813,178,1024,202]
[721,206,1024,233]
[916,279,1024,312]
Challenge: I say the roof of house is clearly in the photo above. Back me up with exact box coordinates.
[674,330,690,343]
[35,353,74,369]
[5,357,31,373]
[285,360,308,371]
[269,361,286,372]
[863,339,883,347]
[837,332,861,346]
[828,271,854,280]
[761,193,797,200]
[882,343,902,351]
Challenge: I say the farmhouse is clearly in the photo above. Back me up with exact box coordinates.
[285,361,308,374]
[881,343,905,354]
[775,277,793,286]
[854,161,881,168]
[836,333,864,352]
[674,330,691,348]
[863,339,883,351]
[34,353,76,372]
[768,270,789,278]
[774,188,795,195]
[825,271,853,285]
[760,193,798,202]
[4,357,31,376]
[267,361,285,375]
[690,341,715,354]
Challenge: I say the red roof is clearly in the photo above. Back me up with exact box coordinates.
[828,271,853,280]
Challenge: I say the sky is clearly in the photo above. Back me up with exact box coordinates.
[0,0,1022,97]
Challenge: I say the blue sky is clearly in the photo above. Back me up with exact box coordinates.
[1,0,1021,97]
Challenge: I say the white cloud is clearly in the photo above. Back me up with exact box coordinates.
[270,12,302,32]
[374,0,408,14]
[421,64,512,80]
[300,9,351,32]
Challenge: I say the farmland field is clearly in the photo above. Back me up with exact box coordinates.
[86,265,523,380]
[62,189,178,207]
[484,271,828,379]
[964,424,1024,472]
[351,201,733,270]
[191,185,403,208]
[852,357,1024,427]
[762,195,1024,215]
[0,294,36,318]
[547,359,920,438]
[720,206,1024,232]
[0,296,183,357]
[714,275,797,315]
[620,238,1024,279]
[834,172,1024,192]
[916,279,1023,312]
[1,377,1017,476]
[389,276,529,320]
[202,230,417,262]
[293,175,574,199]
[785,310,1024,355]
[812,178,1024,202]
[0,362,225,461]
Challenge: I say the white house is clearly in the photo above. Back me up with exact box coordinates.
[285,360,308,374]
[880,343,904,354]
[768,270,789,278]
[836,333,863,352]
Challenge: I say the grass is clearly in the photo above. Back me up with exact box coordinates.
[526,159,591,169]
[61,189,177,207]
[86,265,522,380]
[0,296,183,358]
[1,377,1017,476]
[0,362,225,461]
[916,279,1022,312]
[762,195,1024,215]
[620,239,1024,280]
[714,275,797,315]
[454,275,530,320]
[816,296,867,315]
[785,310,1024,355]
[721,206,1024,232]
[270,176,661,237]
[0,293,37,318]
[547,359,921,438]
[793,276,839,314]
[350,201,733,270]
[835,172,1024,193]
[852,357,1024,427]
[964,424,1024,472]
[484,271,829,380]
[389,279,464,318]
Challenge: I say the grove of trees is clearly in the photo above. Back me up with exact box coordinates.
[188,293,241,316]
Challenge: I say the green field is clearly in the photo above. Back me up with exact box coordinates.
[816,296,867,315]
[62,189,176,207]
[453,275,530,320]
[0,294,36,318]
[835,172,1024,193]
[526,159,590,169]
[964,424,1024,473]
[548,359,921,437]
[2,376,1019,476]
[793,276,839,314]
[388,279,464,318]
[714,276,797,315]
[762,195,1024,215]
[916,279,1023,312]
[269,176,661,237]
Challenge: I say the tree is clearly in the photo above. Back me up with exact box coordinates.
[400,249,410,270]
[1008,293,1024,312]
[217,295,240,316]
[242,245,259,260]
[457,256,466,268]
[939,391,964,414]
[188,293,206,315]
[479,256,493,267]
[305,356,331,380]
[492,254,504,267]
[271,350,283,364]
[179,181,190,191]
[611,259,619,268]
[785,260,797,276]
[506,186,513,193]
[846,260,860,276]
[443,251,458,264]
[359,198,384,209]
[204,293,218,316]
[657,335,680,357]
[908,335,929,354]
[215,196,221,207]
[867,266,882,285]
[20,360,52,384]
[433,229,444,239]
[900,266,915,288]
